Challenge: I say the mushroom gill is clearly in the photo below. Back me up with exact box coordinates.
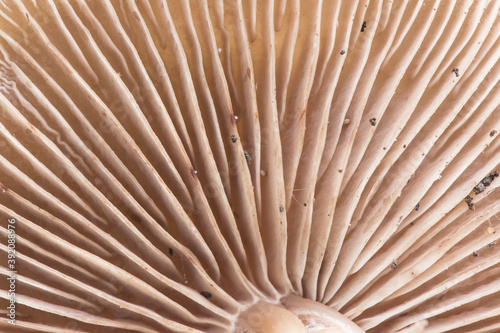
[0,0,500,332]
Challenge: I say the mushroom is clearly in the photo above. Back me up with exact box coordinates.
[0,1,499,332]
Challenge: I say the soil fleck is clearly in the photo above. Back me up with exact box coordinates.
[244,151,252,164]
[200,291,212,299]
[465,195,474,210]
[474,171,499,194]
[473,183,485,194]
[361,21,367,32]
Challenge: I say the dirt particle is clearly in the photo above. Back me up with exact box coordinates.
[279,206,284,212]
[391,261,398,270]
[490,130,497,137]
[415,203,420,211]
[483,175,493,187]
[303,203,307,207]
[169,248,173,256]
[465,195,474,210]
[200,291,212,299]
[472,251,479,257]
[340,50,346,55]
[474,183,485,194]
[244,151,252,164]
[452,67,460,77]
[231,135,237,143]
[361,21,367,32]
[474,171,498,193]
[369,118,377,126]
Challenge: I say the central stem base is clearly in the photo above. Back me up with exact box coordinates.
[235,294,365,332]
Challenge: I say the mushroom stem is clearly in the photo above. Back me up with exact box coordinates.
[235,301,307,333]
[235,294,364,332]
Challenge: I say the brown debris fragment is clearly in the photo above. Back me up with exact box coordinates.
[200,291,212,299]
[474,171,498,194]
[465,195,474,210]
[244,151,252,164]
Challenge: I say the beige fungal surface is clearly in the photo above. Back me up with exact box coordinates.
[0,0,500,332]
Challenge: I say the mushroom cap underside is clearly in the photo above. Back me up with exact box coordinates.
[0,0,500,332]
